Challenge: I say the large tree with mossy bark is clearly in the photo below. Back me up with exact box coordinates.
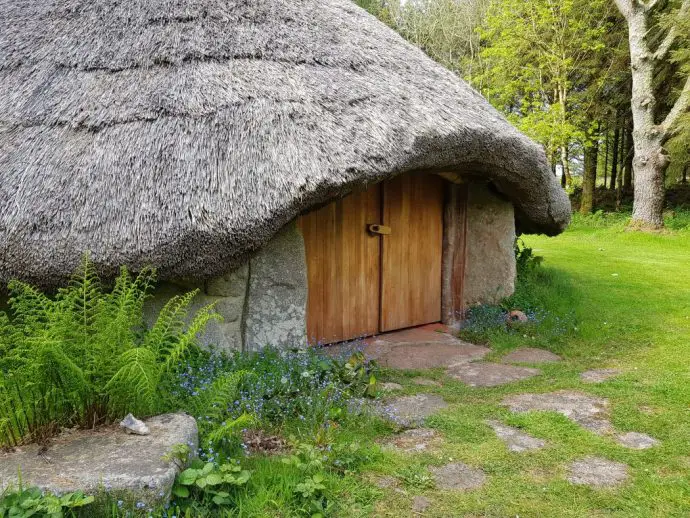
[614,0,690,228]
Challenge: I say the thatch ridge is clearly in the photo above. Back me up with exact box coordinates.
[0,0,570,287]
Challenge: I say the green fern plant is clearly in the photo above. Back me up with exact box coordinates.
[0,254,220,447]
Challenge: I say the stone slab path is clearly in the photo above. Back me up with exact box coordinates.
[580,368,623,383]
[567,457,629,487]
[375,394,448,428]
[381,428,443,454]
[379,382,404,392]
[0,414,197,504]
[429,462,486,490]
[447,362,541,387]
[501,347,562,364]
[503,390,659,449]
[486,420,546,452]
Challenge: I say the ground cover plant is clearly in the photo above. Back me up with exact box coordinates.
[2,210,690,517]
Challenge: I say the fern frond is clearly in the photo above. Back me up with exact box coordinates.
[105,348,159,417]
[161,303,221,374]
[143,290,199,357]
[6,280,53,333]
[205,413,255,447]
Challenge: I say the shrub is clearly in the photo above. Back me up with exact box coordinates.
[0,255,219,447]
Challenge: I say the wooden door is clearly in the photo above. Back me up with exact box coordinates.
[298,186,382,344]
[380,174,444,331]
[299,173,445,344]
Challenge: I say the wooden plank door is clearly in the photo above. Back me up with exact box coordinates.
[298,186,382,344]
[380,174,444,332]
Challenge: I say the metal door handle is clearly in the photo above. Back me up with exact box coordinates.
[368,224,391,235]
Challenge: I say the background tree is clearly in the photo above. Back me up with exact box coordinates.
[613,0,690,228]
[473,0,617,193]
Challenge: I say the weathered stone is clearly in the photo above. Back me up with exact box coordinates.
[429,462,486,491]
[373,475,399,489]
[447,362,540,387]
[507,310,529,323]
[379,382,405,392]
[120,414,150,436]
[580,369,623,384]
[503,390,661,449]
[244,221,308,351]
[381,428,443,454]
[321,326,489,369]
[615,432,660,450]
[375,394,448,428]
[0,414,198,506]
[567,457,629,488]
[412,495,432,513]
[486,420,546,452]
[463,183,516,306]
[412,377,442,387]
[501,347,561,364]
[206,263,249,297]
[503,390,613,435]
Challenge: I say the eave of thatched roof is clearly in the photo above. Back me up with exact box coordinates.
[0,0,570,287]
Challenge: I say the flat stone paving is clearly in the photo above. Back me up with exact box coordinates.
[412,495,432,513]
[567,457,629,487]
[503,390,660,449]
[323,324,490,370]
[375,394,448,428]
[0,414,197,504]
[486,420,546,452]
[447,362,541,387]
[412,377,442,387]
[379,382,404,392]
[501,347,562,364]
[429,462,486,490]
[381,428,443,454]
[580,368,623,383]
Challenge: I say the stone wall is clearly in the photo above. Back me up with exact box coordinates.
[463,183,516,306]
[145,264,248,353]
[145,220,308,353]
[243,221,308,351]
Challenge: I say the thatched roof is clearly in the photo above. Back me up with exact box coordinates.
[0,0,570,287]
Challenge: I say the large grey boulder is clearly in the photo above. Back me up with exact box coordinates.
[0,414,198,507]
[244,221,308,351]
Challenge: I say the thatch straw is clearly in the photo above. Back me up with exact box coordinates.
[0,0,570,287]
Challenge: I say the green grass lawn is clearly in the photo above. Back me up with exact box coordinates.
[356,213,690,518]
[6,213,688,518]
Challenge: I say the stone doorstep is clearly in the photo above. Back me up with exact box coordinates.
[0,414,198,506]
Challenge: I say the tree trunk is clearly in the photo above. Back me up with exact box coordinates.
[623,126,634,192]
[624,6,668,228]
[580,141,599,214]
[610,125,620,191]
[603,129,609,189]
[683,164,688,184]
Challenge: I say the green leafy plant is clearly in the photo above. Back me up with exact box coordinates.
[171,458,251,512]
[514,237,543,272]
[293,474,333,518]
[0,487,94,518]
[395,465,435,490]
[0,255,219,447]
